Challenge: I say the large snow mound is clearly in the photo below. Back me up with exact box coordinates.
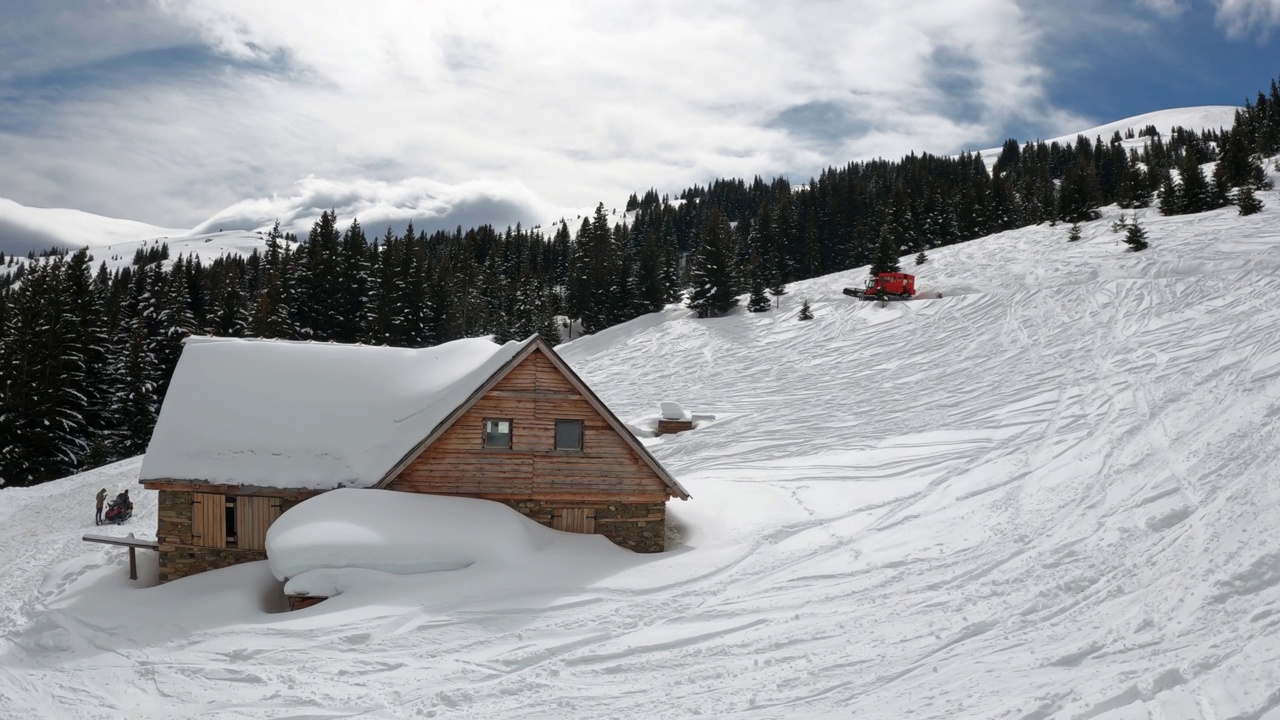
[139,335,530,489]
[266,489,559,583]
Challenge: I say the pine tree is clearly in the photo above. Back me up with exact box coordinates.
[1067,223,1082,242]
[870,224,902,276]
[1115,164,1149,209]
[1057,162,1102,223]
[1175,150,1215,214]
[798,299,814,321]
[915,251,929,264]
[686,209,740,318]
[333,218,370,344]
[768,278,787,312]
[0,258,92,484]
[151,263,199,403]
[1124,221,1149,251]
[1157,174,1182,216]
[63,249,111,469]
[1236,185,1265,216]
[747,281,771,312]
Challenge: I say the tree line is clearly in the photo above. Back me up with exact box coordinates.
[1,77,1276,487]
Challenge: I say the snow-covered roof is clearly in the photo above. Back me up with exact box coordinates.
[139,335,531,489]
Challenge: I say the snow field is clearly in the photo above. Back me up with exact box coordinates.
[0,190,1278,718]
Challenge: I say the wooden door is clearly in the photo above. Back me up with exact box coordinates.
[192,492,227,549]
[551,508,596,534]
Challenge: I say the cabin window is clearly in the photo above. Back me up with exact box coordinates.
[555,419,583,451]
[225,498,238,548]
[483,418,513,449]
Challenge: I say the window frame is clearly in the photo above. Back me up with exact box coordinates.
[554,419,584,452]
[482,417,514,450]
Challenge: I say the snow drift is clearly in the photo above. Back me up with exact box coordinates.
[266,489,560,586]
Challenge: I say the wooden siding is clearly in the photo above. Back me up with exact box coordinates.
[390,348,670,503]
[236,496,281,551]
[192,492,226,549]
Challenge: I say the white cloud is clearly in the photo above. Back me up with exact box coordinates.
[192,176,570,238]
[1213,0,1280,37]
[1136,0,1187,16]
[0,0,1083,231]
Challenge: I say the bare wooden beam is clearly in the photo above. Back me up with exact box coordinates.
[82,534,160,550]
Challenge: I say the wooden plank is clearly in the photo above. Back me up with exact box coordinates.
[193,492,227,549]
[488,390,581,400]
[142,481,322,501]
[410,491,667,502]
[237,496,272,550]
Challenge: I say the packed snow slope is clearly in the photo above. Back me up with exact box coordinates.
[3,189,1280,718]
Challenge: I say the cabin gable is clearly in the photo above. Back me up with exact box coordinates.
[388,347,671,502]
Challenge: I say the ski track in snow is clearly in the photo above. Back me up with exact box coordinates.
[3,199,1280,718]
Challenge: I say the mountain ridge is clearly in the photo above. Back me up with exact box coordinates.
[0,105,1244,258]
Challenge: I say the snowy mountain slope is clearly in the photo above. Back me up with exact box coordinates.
[0,198,186,255]
[1,230,295,280]
[74,230,290,273]
[975,105,1239,165]
[2,183,1280,718]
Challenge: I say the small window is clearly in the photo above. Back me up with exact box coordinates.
[225,497,238,548]
[483,418,513,449]
[555,419,583,451]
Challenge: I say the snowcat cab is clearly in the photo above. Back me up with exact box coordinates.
[842,272,916,301]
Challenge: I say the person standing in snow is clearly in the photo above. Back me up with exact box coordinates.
[95,488,107,525]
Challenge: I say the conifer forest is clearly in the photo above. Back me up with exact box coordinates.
[1,80,1277,488]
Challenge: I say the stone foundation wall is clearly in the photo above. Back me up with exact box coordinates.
[502,500,666,553]
[155,488,668,583]
[155,489,303,583]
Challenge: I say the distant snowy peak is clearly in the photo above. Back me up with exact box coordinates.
[0,197,187,255]
[977,105,1239,155]
[976,105,1240,158]
[969,105,1241,173]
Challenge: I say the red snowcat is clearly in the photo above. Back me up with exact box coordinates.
[843,272,916,301]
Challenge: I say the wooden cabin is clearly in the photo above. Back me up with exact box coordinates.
[139,335,689,583]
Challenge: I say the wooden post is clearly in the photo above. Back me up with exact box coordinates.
[129,546,137,580]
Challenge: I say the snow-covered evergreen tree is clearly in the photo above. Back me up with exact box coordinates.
[686,209,740,318]
[1124,221,1150,251]
[1236,185,1264,215]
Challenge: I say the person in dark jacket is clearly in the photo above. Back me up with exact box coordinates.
[95,488,107,525]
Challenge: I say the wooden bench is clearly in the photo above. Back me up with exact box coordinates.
[82,534,160,580]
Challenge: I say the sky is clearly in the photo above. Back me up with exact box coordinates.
[0,0,1276,238]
